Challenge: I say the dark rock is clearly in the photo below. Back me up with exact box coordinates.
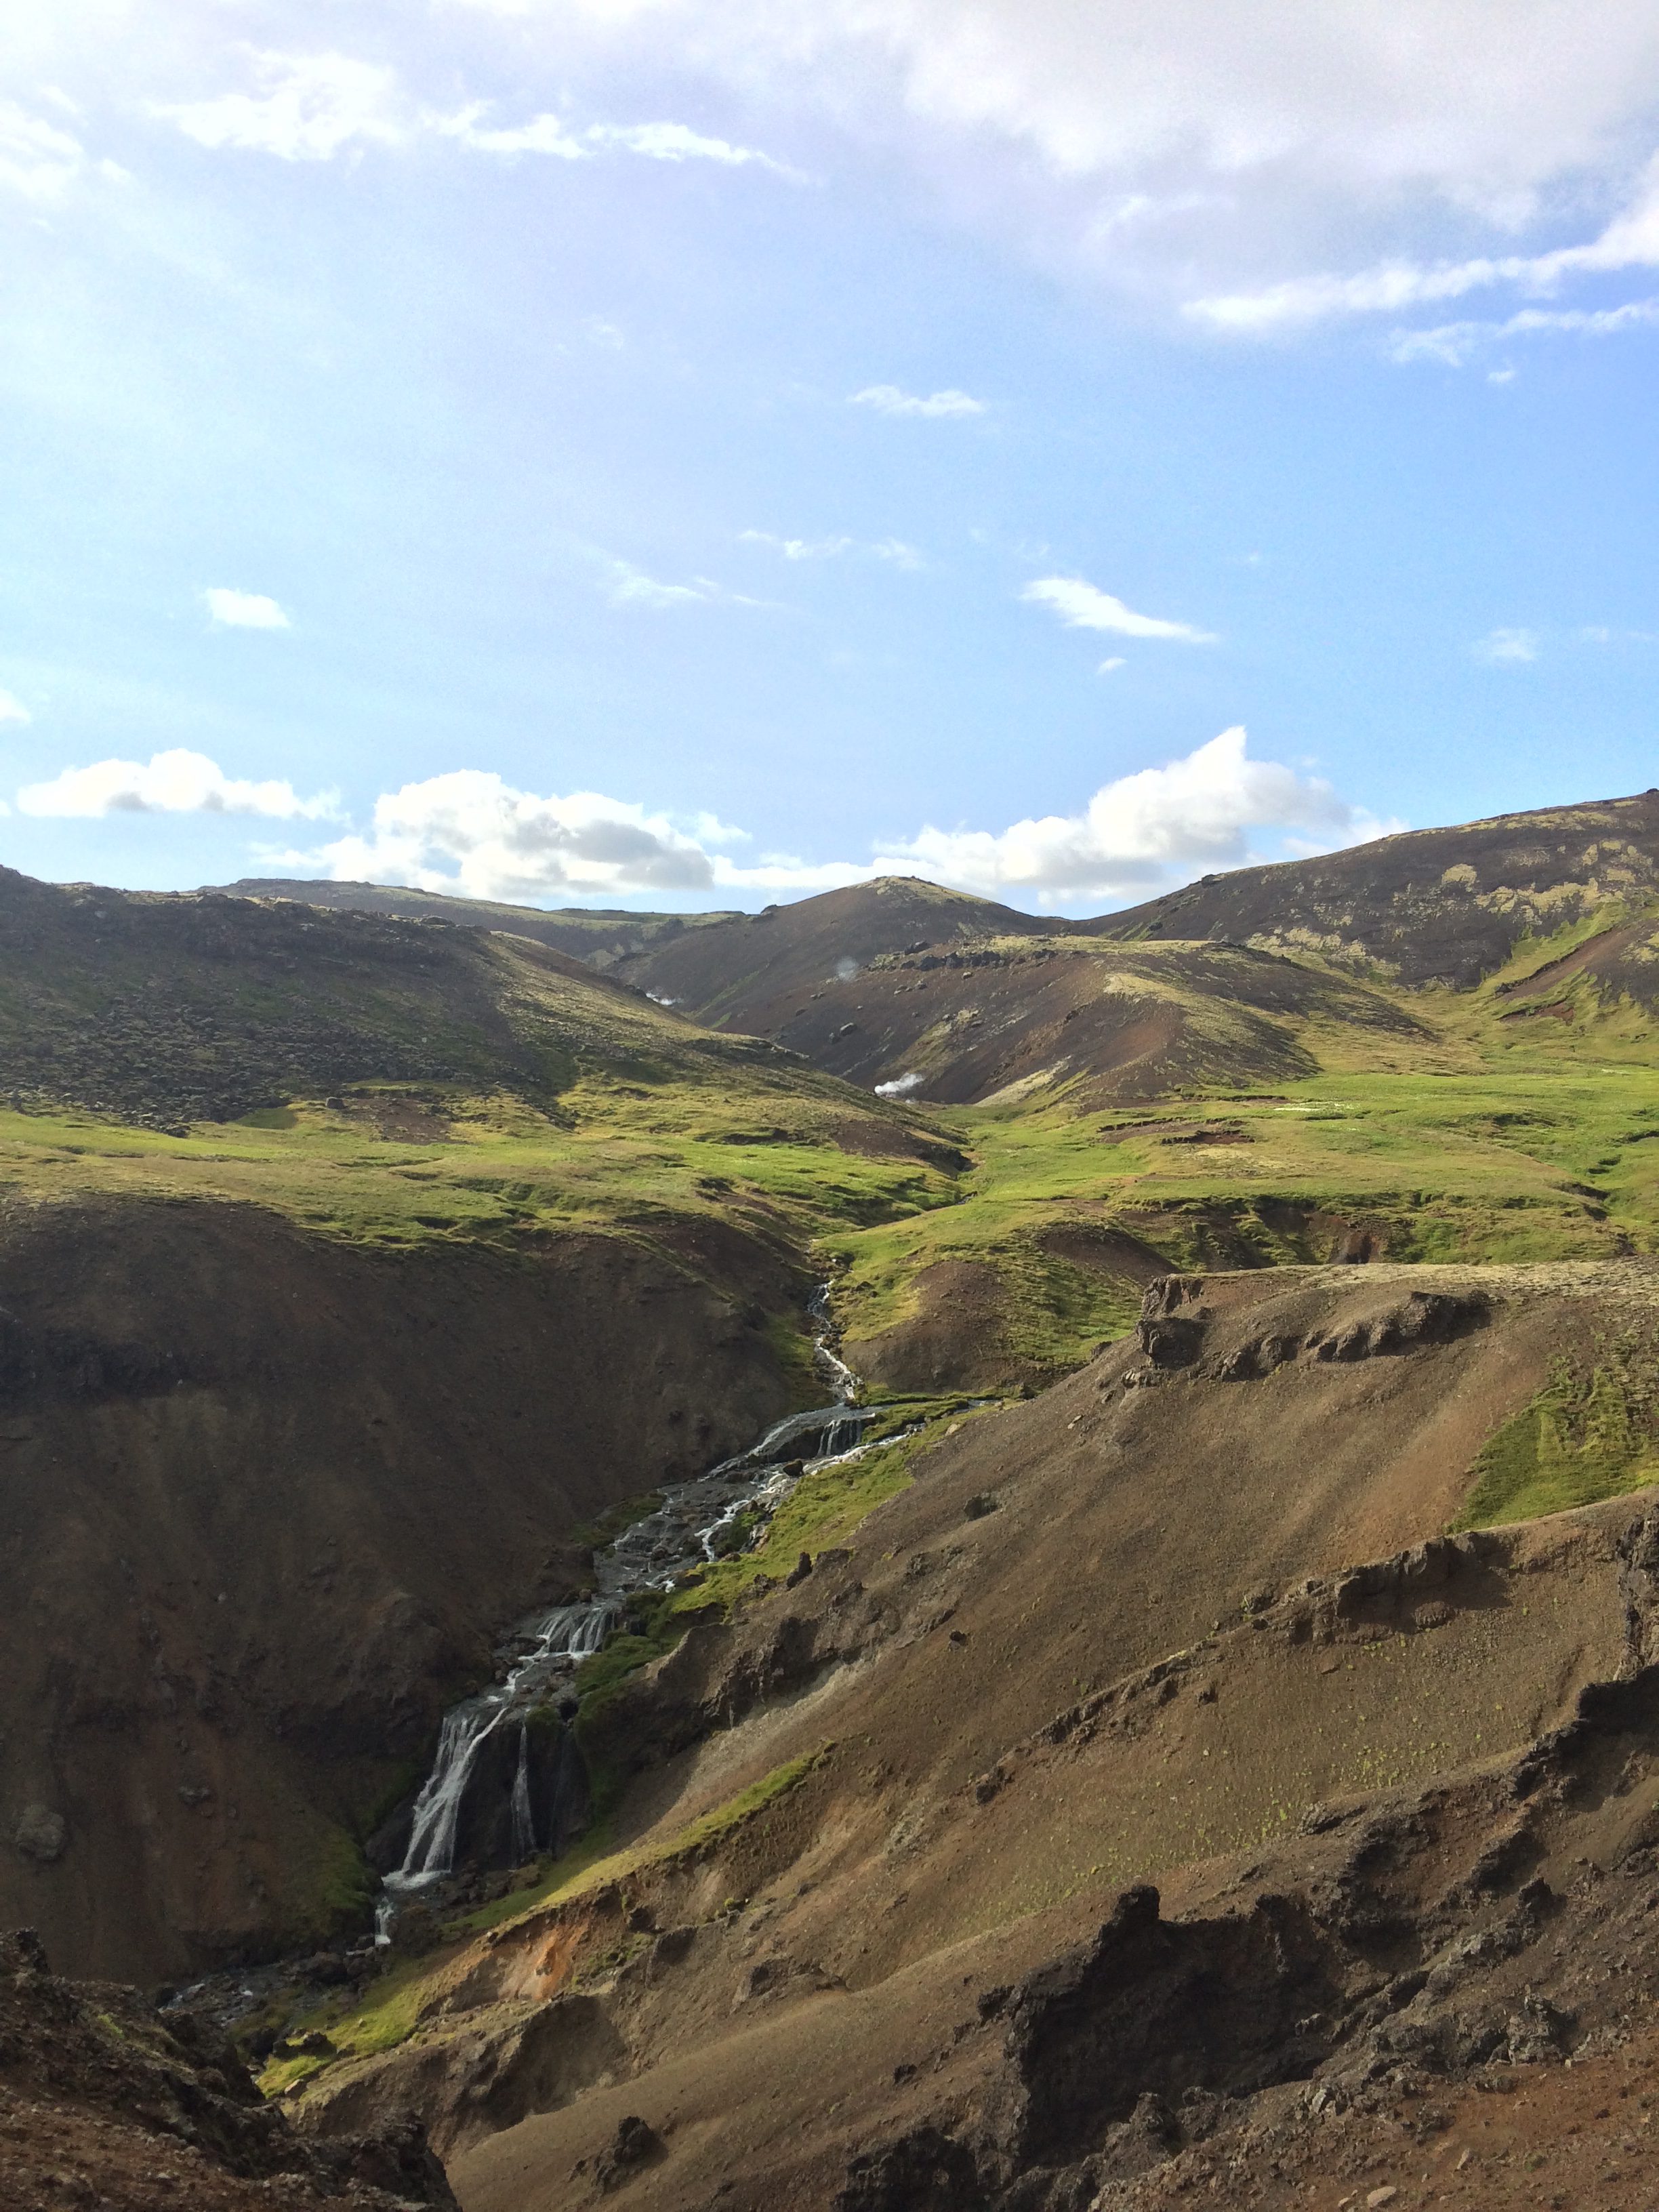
[834,2125,987,2211]
[12,1803,66,1863]
[594,2113,665,2192]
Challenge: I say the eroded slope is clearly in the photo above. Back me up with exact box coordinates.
[279,1262,1659,2207]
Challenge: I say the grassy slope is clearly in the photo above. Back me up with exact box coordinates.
[825,912,1659,1375]
[4,909,1657,1394]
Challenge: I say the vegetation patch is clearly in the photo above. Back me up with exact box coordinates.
[1456,1338,1659,1527]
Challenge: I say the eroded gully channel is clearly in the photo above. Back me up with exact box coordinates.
[373,1284,876,1941]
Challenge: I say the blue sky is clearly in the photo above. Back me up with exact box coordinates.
[3,2,1659,913]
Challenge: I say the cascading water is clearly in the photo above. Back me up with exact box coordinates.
[375,1285,874,1940]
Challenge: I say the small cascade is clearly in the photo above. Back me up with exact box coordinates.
[376,1283,875,1939]
[508,1725,535,1866]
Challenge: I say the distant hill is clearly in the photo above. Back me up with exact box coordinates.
[1088,789,1659,985]
[0,867,781,1128]
[203,876,738,968]
[715,932,1435,1106]
[610,876,1047,1021]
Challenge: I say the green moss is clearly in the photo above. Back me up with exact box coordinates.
[1456,1345,1659,1528]
[283,1823,379,1948]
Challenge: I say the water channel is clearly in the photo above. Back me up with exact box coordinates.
[375,1288,874,1938]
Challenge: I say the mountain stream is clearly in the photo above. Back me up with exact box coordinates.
[375,1288,875,1939]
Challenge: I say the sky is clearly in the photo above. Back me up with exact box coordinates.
[3,2,1659,916]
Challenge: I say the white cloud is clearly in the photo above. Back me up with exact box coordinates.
[316,771,724,897]
[1391,297,1659,366]
[266,727,1386,909]
[438,1,1659,321]
[740,530,854,560]
[1191,152,1659,334]
[589,120,796,173]
[851,384,986,417]
[158,52,406,162]
[1097,657,1126,674]
[205,587,291,630]
[0,99,85,201]
[435,102,795,171]
[435,104,588,158]
[739,529,921,567]
[874,1071,926,1097]
[870,727,1385,903]
[0,690,32,726]
[606,558,714,607]
[16,748,338,820]
[1023,575,1216,644]
[1474,627,1540,663]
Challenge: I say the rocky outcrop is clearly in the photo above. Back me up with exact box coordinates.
[0,1929,457,2211]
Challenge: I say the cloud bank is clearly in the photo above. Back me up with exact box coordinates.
[73,728,1385,909]
[16,749,337,820]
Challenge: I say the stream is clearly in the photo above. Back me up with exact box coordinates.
[374,1286,874,1939]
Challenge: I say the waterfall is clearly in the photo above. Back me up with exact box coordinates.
[509,1725,535,1866]
[376,1283,875,1937]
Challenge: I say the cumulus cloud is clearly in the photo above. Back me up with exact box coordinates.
[1474,627,1540,663]
[267,728,1385,909]
[0,690,32,726]
[437,0,1659,323]
[316,772,726,898]
[872,727,1387,903]
[850,385,986,417]
[205,587,291,630]
[16,749,337,820]
[158,52,406,161]
[1023,576,1216,644]
[0,99,85,201]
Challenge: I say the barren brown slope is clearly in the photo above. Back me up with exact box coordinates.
[289,1261,1659,2208]
[0,1194,804,1983]
[1092,787,1659,985]
[744,935,1432,1103]
[609,876,1047,1027]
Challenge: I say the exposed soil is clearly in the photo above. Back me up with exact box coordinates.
[268,1261,1659,2209]
[0,1192,808,1982]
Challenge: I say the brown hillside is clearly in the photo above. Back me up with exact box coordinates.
[283,1261,1659,2207]
[1092,788,1659,985]
[609,876,1047,1024]
[739,935,1431,1105]
[0,1194,804,1981]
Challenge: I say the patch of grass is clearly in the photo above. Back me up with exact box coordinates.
[257,1957,437,2098]
[278,1822,380,1951]
[491,1746,833,1937]
[1455,1340,1659,1527]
